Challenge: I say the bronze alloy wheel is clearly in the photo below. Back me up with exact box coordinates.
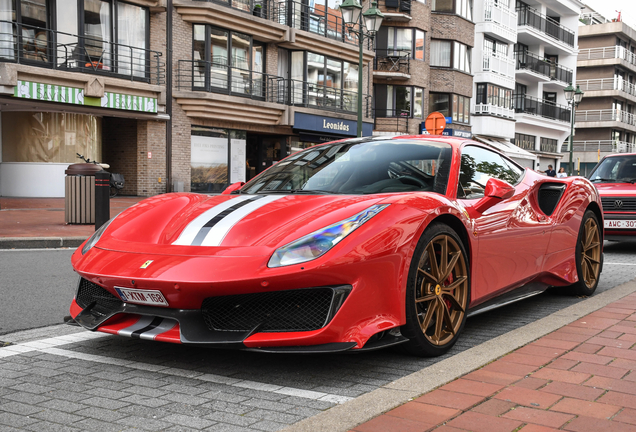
[581,216,601,289]
[414,234,469,346]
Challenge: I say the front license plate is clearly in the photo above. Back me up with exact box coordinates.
[605,220,636,229]
[114,287,169,307]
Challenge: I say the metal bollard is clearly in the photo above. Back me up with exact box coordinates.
[95,171,110,231]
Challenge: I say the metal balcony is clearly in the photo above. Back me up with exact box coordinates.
[0,21,165,85]
[514,51,572,84]
[516,5,574,48]
[513,94,571,122]
[576,109,636,126]
[570,140,636,153]
[374,50,410,77]
[576,78,636,98]
[578,46,636,69]
[373,108,410,133]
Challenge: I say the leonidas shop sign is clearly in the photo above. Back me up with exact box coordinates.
[14,80,157,113]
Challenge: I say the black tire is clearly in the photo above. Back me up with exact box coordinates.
[401,223,470,357]
[568,210,602,296]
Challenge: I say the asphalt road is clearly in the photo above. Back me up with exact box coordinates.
[0,243,634,431]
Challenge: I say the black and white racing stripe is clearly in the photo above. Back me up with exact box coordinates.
[173,195,286,247]
[117,316,178,341]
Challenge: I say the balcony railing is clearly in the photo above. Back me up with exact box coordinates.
[516,5,574,47]
[513,94,571,122]
[514,51,572,83]
[0,21,164,84]
[576,78,636,98]
[177,59,372,117]
[373,108,410,133]
[474,103,515,119]
[374,50,410,74]
[380,0,412,13]
[570,140,636,153]
[482,51,515,78]
[483,0,517,40]
[576,109,636,126]
[578,46,636,68]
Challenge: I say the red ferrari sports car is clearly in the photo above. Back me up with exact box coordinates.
[70,136,603,356]
[588,152,636,242]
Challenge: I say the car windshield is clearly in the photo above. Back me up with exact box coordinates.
[588,155,636,183]
[239,139,454,195]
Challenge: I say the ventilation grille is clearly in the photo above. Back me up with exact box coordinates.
[201,288,335,333]
[538,183,566,216]
[76,278,122,313]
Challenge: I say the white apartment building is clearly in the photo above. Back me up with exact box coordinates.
[511,0,584,171]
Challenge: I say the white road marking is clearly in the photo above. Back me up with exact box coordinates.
[0,331,353,404]
[604,262,636,266]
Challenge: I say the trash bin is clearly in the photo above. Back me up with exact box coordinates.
[65,163,102,224]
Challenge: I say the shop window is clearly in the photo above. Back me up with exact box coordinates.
[190,127,247,192]
[1,112,102,163]
[193,24,265,97]
[429,93,470,124]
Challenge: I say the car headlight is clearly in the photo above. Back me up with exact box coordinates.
[268,204,389,268]
[81,216,117,255]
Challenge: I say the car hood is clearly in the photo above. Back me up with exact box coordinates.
[593,182,636,197]
[96,193,392,254]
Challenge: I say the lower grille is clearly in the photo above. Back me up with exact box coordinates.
[601,197,636,212]
[201,287,348,333]
[76,278,123,314]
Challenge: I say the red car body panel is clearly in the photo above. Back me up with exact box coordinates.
[69,136,602,351]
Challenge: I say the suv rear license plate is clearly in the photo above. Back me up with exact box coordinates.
[605,220,636,229]
[114,287,169,307]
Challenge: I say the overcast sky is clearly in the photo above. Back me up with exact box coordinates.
[581,0,636,27]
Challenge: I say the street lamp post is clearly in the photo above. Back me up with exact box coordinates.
[564,83,584,176]
[340,0,384,138]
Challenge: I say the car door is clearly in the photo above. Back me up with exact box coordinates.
[456,145,552,304]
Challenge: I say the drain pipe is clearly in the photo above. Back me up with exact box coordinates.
[165,0,173,193]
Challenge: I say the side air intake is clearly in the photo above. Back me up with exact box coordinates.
[537,183,566,216]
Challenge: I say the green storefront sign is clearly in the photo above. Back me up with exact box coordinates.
[14,80,157,113]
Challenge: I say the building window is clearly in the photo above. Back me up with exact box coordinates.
[193,24,265,97]
[376,27,426,60]
[191,127,247,193]
[484,36,508,57]
[513,133,535,151]
[431,39,471,73]
[375,85,424,118]
[429,93,470,124]
[540,137,558,153]
[476,83,512,108]
[431,0,473,20]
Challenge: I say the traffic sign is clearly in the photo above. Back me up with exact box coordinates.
[425,112,447,135]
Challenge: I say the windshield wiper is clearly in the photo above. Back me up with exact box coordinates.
[590,178,614,182]
[290,189,334,194]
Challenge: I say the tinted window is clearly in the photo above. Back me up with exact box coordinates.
[240,139,453,195]
[458,145,523,199]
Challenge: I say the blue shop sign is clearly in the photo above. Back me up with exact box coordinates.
[442,128,472,138]
[294,112,373,137]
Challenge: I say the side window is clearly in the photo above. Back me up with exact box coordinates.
[457,146,523,199]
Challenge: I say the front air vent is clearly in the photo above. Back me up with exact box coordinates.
[538,183,566,216]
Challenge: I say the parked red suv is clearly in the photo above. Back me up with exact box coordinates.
[588,153,636,241]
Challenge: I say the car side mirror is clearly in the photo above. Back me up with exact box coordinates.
[472,178,515,214]
[222,182,245,194]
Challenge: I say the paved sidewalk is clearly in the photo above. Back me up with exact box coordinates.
[349,292,636,432]
[0,196,144,248]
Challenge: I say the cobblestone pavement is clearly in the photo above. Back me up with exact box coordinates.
[0,242,634,432]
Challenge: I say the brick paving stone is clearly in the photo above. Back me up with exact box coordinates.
[532,367,591,384]
[39,399,88,413]
[31,408,84,424]
[414,389,485,410]
[586,336,634,349]
[462,369,522,386]
[598,330,624,339]
[494,386,562,409]
[570,317,622,330]
[625,372,636,382]
[614,408,636,426]
[440,378,504,397]
[2,391,50,404]
[351,415,433,432]
[542,332,593,343]
[598,346,636,361]
[162,392,209,406]
[205,424,253,432]
[560,351,615,365]
[556,326,602,337]
[610,358,636,370]
[240,398,296,412]
[598,391,636,410]
[516,345,568,358]
[75,406,130,422]
[546,358,579,370]
[116,415,175,431]
[250,420,288,432]
[385,402,460,425]
[447,410,523,432]
[0,411,40,428]
[470,399,516,416]
[480,360,538,377]
[162,413,216,429]
[610,325,636,335]
[73,417,133,432]
[589,311,632,320]
[120,394,171,408]
[81,396,131,410]
[0,400,41,416]
[24,422,82,432]
[512,377,547,390]
[573,343,603,354]
[549,397,621,419]
[502,406,574,428]
[516,425,560,432]
[585,376,636,395]
[500,353,554,367]
[206,411,261,427]
[540,380,605,401]
[617,333,636,343]
[562,415,636,432]
[572,361,629,379]
[531,338,580,351]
